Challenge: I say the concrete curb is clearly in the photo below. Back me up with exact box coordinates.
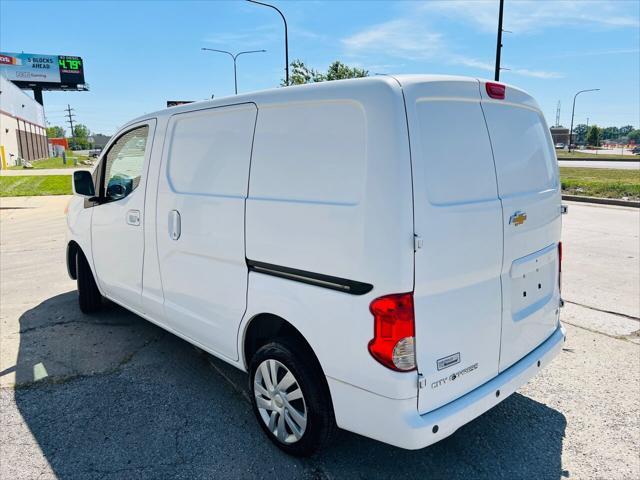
[562,195,640,208]
[558,157,639,162]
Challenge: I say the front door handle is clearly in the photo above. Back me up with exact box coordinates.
[169,210,181,240]
[126,209,141,226]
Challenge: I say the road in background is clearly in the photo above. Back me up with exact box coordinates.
[1,197,638,479]
[558,160,640,169]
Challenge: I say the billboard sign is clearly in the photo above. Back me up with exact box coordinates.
[0,52,85,88]
[166,100,195,107]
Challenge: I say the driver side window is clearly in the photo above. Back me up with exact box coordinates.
[103,126,149,201]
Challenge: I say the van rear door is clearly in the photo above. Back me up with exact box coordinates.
[479,82,562,372]
[401,77,504,414]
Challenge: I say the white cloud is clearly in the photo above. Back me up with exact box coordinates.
[203,24,280,49]
[509,68,564,79]
[450,56,494,72]
[450,55,563,79]
[342,19,444,61]
[547,48,640,59]
[342,21,564,80]
[419,0,639,34]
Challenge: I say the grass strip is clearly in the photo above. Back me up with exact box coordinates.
[560,167,640,200]
[8,155,90,170]
[0,175,72,197]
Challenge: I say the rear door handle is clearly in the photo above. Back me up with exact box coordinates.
[169,210,181,240]
[126,209,141,226]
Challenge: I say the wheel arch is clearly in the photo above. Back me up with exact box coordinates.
[242,313,325,376]
[66,240,80,279]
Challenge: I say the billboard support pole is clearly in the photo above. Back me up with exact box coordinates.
[33,87,43,106]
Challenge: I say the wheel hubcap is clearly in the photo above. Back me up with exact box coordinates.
[254,359,307,444]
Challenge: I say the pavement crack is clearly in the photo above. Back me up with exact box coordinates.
[562,320,640,343]
[18,319,136,334]
[8,332,165,390]
[206,356,252,405]
[564,299,640,322]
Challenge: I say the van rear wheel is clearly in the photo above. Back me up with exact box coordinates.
[76,250,103,313]
[249,339,336,456]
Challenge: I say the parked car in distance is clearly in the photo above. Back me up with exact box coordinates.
[88,148,102,158]
[555,142,565,149]
[66,75,565,456]
[631,146,640,154]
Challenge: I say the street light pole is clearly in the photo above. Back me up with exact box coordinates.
[247,0,289,85]
[569,89,600,151]
[201,48,266,94]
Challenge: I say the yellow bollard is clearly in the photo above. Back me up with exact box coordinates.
[0,145,6,170]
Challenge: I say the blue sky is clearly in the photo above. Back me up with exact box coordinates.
[1,0,638,134]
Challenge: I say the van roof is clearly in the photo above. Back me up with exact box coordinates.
[124,74,537,129]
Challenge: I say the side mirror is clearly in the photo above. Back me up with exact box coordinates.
[73,170,96,198]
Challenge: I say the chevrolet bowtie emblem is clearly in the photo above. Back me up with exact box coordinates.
[509,211,527,226]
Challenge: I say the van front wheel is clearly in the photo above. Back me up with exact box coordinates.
[249,340,336,456]
[76,250,103,313]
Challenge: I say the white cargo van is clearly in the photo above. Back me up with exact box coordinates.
[66,75,566,456]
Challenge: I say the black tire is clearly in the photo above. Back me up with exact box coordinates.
[249,339,337,456]
[76,249,103,313]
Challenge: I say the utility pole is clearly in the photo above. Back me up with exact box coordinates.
[494,0,505,81]
[65,104,76,149]
[555,101,561,127]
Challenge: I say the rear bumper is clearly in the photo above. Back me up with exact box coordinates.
[328,323,566,450]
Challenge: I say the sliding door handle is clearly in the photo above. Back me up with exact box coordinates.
[169,210,181,240]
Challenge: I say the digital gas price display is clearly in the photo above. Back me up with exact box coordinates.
[58,56,85,84]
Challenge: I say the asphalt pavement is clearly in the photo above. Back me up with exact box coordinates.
[1,196,638,479]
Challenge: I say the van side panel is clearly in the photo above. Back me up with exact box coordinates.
[244,81,416,399]
[156,104,257,360]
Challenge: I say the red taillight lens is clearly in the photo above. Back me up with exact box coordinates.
[558,241,562,292]
[368,292,416,371]
[485,82,506,99]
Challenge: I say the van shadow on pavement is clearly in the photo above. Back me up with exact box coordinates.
[9,292,568,479]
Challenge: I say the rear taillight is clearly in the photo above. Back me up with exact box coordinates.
[368,292,416,371]
[558,241,562,293]
[485,82,506,99]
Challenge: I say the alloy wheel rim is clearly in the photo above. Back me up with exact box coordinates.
[254,359,307,444]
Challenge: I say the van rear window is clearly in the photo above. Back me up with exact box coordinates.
[414,99,498,205]
[482,104,558,197]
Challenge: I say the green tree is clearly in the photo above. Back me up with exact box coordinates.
[324,61,368,81]
[46,126,65,138]
[284,60,369,86]
[286,59,324,85]
[69,124,91,150]
[586,125,601,147]
[573,124,588,144]
[619,125,634,136]
[73,124,90,139]
[601,126,619,140]
[628,129,640,143]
